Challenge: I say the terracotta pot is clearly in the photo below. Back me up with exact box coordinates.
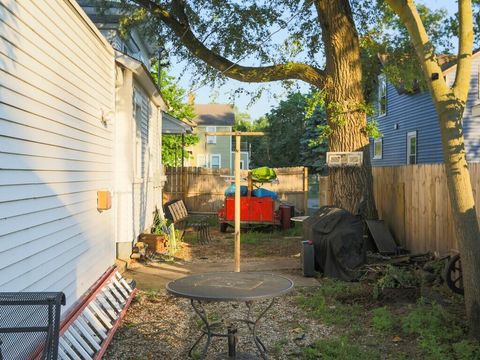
[138,233,168,253]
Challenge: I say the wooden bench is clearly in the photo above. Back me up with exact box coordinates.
[164,199,211,244]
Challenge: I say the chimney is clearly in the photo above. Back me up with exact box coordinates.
[188,92,196,105]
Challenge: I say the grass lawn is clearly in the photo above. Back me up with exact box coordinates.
[296,278,480,360]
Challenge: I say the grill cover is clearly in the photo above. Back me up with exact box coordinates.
[303,206,365,281]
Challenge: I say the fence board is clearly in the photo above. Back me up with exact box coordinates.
[370,164,480,254]
[164,166,309,213]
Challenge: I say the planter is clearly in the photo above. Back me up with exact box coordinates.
[138,233,168,253]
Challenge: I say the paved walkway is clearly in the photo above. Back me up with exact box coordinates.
[125,257,319,291]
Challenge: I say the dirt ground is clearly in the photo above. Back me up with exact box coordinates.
[105,223,477,360]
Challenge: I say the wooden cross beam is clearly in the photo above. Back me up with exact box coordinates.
[204,131,266,272]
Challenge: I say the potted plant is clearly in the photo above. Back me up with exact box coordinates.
[138,209,169,253]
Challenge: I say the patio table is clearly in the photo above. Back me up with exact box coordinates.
[166,272,294,360]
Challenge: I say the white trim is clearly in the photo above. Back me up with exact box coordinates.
[133,98,143,181]
[378,74,387,117]
[373,138,383,159]
[407,131,417,165]
[206,126,217,144]
[210,154,221,169]
[66,0,114,53]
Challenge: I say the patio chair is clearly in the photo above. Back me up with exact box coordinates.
[164,199,211,244]
[0,292,65,360]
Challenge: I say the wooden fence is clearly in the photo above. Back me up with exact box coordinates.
[163,166,309,213]
[320,163,480,255]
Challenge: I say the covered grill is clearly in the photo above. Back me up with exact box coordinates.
[303,206,365,281]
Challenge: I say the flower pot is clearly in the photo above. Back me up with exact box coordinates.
[138,233,168,253]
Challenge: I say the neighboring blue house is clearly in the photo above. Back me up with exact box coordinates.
[370,52,480,166]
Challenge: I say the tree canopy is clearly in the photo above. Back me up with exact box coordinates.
[150,65,199,166]
[233,92,327,173]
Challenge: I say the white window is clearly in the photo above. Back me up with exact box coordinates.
[206,126,216,144]
[407,131,417,164]
[210,154,221,169]
[378,74,387,116]
[373,138,383,159]
[196,154,207,167]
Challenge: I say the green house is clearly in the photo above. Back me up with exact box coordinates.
[190,104,250,170]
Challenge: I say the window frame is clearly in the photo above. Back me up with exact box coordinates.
[210,154,221,169]
[206,126,217,144]
[407,131,417,165]
[378,74,387,117]
[373,138,383,160]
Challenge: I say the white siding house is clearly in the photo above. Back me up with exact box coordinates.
[113,52,165,260]
[0,0,166,312]
[0,0,115,309]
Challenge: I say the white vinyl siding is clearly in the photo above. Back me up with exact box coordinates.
[0,0,115,310]
[131,84,160,241]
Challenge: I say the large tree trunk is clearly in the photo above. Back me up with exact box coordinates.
[385,0,480,338]
[437,97,480,337]
[315,0,377,219]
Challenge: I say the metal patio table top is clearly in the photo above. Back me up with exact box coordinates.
[166,272,294,302]
[166,272,294,359]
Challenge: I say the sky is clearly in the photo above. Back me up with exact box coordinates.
[169,1,458,121]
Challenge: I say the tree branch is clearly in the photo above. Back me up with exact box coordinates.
[384,0,449,98]
[131,0,326,87]
[453,0,474,98]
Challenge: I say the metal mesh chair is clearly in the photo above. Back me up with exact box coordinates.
[0,292,65,360]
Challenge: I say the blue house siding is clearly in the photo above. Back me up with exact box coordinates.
[370,54,480,166]
[370,83,444,166]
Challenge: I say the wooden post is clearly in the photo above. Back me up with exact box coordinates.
[203,131,266,272]
[303,167,309,215]
[234,135,241,272]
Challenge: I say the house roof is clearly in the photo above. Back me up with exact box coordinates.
[193,104,235,126]
[442,49,480,75]
[162,112,194,134]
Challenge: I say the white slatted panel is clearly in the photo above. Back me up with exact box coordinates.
[59,271,135,359]
[0,0,115,311]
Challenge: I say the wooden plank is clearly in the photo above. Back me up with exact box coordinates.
[68,324,96,357]
[64,329,93,360]
[75,317,102,349]
[59,338,83,360]
[82,309,108,339]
